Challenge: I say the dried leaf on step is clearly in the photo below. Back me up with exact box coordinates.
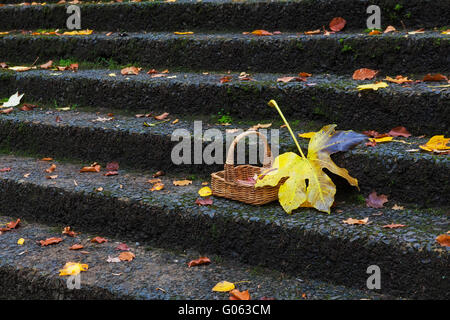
[352,68,378,80]
[119,251,135,261]
[366,191,388,208]
[435,234,450,247]
[173,179,192,186]
[91,236,107,244]
[329,17,346,32]
[212,281,235,292]
[187,257,211,267]
[59,262,88,276]
[342,217,369,225]
[229,289,251,300]
[40,237,63,246]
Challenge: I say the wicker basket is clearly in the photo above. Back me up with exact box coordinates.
[211,130,281,205]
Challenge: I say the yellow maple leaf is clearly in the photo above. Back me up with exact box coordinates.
[198,186,212,197]
[256,101,366,214]
[419,135,450,152]
[174,31,194,35]
[357,82,388,91]
[369,136,393,143]
[59,262,88,276]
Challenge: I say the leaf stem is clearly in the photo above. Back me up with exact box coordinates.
[268,100,306,159]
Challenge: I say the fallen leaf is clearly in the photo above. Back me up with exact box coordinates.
[173,179,192,186]
[150,182,165,191]
[195,198,213,206]
[251,30,273,36]
[220,76,232,83]
[45,164,56,173]
[154,112,169,120]
[106,161,119,171]
[329,17,346,32]
[40,237,63,246]
[392,204,404,210]
[8,66,32,72]
[91,236,107,243]
[436,234,450,247]
[298,72,312,78]
[0,108,14,114]
[422,74,448,82]
[2,92,24,108]
[40,60,53,69]
[188,257,211,267]
[153,171,165,178]
[277,76,306,83]
[229,289,251,300]
[369,29,382,35]
[121,66,141,75]
[17,238,25,245]
[384,75,413,84]
[116,243,130,251]
[342,217,369,225]
[63,29,93,35]
[119,251,135,261]
[298,132,316,139]
[0,167,11,172]
[304,29,321,35]
[172,119,179,124]
[19,104,38,111]
[352,68,378,80]
[383,223,407,229]
[107,256,121,263]
[212,281,235,292]
[80,165,101,172]
[249,123,272,131]
[69,244,84,250]
[357,82,388,91]
[366,191,388,208]
[419,135,450,153]
[62,226,78,237]
[384,26,396,33]
[59,262,88,276]
[388,126,411,137]
[174,31,194,35]
[408,28,425,35]
[198,186,212,197]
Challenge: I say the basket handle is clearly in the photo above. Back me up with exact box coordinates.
[224,130,273,182]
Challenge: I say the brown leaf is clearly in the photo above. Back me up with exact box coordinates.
[150,183,164,191]
[195,198,213,206]
[104,171,118,176]
[69,244,84,250]
[298,72,312,78]
[329,17,346,32]
[352,68,379,80]
[187,257,211,267]
[119,251,135,261]
[277,76,306,83]
[40,237,63,246]
[19,104,38,111]
[220,75,232,83]
[383,26,396,33]
[153,170,165,178]
[436,234,450,247]
[116,243,130,251]
[0,108,14,114]
[173,179,193,186]
[154,112,169,120]
[106,161,119,171]
[147,178,162,184]
[388,126,411,137]
[366,191,388,208]
[91,236,107,244]
[304,29,321,35]
[251,30,273,36]
[383,223,407,229]
[229,289,251,300]
[369,30,382,35]
[384,75,413,84]
[46,175,58,179]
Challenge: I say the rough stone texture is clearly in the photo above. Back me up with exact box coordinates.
[0,109,448,206]
[0,32,448,75]
[0,70,449,135]
[0,155,448,299]
[0,0,449,31]
[0,216,391,300]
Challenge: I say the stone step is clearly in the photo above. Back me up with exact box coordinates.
[0,108,448,206]
[0,155,447,299]
[0,0,448,32]
[0,31,448,74]
[1,69,448,135]
[0,215,393,300]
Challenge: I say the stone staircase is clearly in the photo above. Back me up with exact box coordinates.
[0,0,448,300]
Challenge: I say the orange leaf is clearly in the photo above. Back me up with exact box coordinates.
[69,244,84,250]
[40,237,63,246]
[121,66,141,75]
[229,289,251,300]
[80,165,101,172]
[150,182,165,191]
[147,178,162,184]
[153,171,165,178]
[188,257,211,267]
[298,72,312,78]
[384,75,413,84]
[173,179,192,186]
[304,29,321,35]
[435,234,450,247]
[0,218,21,232]
[329,17,346,32]
[119,251,135,261]
[62,226,78,237]
[0,167,11,172]
[154,112,169,120]
[422,73,448,82]
[369,30,382,35]
[45,164,56,173]
[91,236,107,244]
[251,30,273,36]
[41,157,53,161]
[220,76,232,83]
[352,68,379,80]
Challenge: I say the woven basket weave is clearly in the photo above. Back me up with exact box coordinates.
[211,130,282,205]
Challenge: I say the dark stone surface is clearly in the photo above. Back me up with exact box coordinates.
[0,69,448,135]
[0,0,449,32]
[0,155,448,299]
[0,216,390,300]
[0,31,448,75]
[0,108,448,206]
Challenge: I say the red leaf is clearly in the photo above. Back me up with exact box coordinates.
[91,236,107,243]
[0,167,11,172]
[62,226,78,237]
[116,243,130,251]
[329,17,346,32]
[40,237,63,246]
[436,234,450,247]
[366,191,388,208]
[388,126,411,138]
[104,171,119,176]
[352,68,379,80]
[106,161,119,171]
[69,244,84,250]
[422,74,448,82]
[187,257,211,267]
